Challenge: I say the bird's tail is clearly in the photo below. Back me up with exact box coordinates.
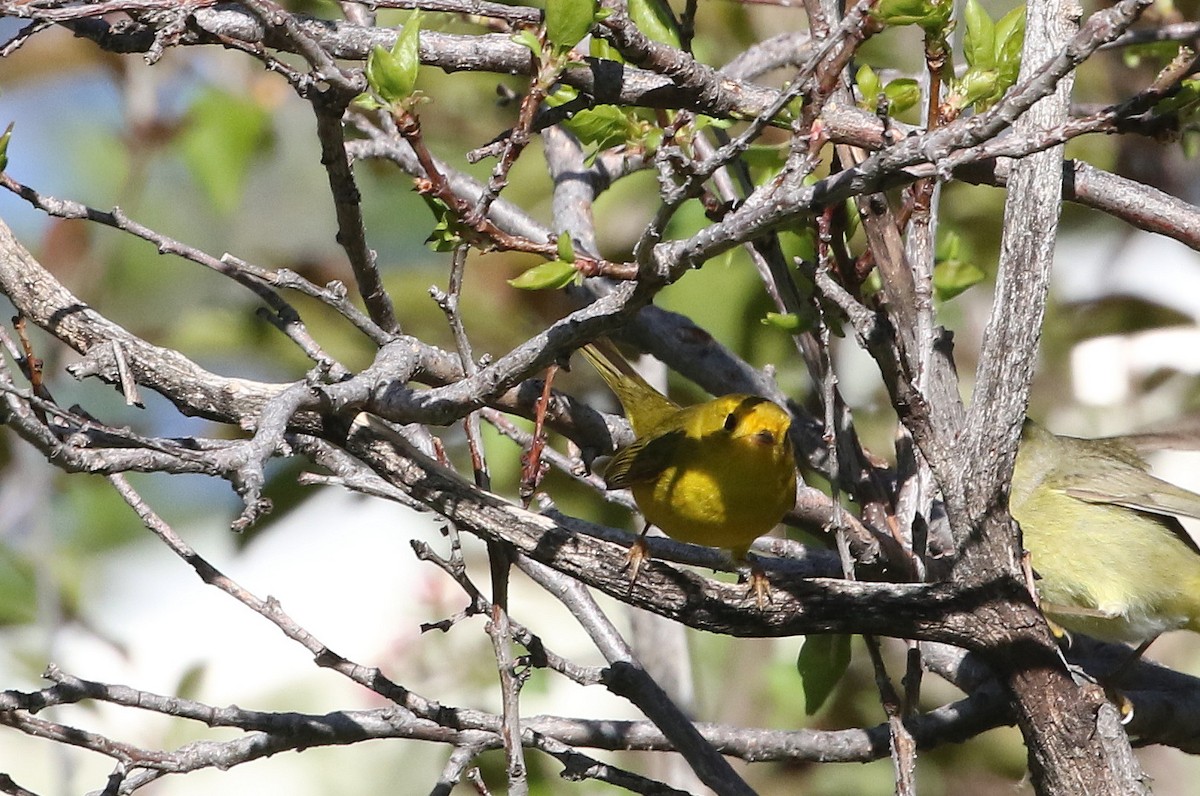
[578,340,679,433]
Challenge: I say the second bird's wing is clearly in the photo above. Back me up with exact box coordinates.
[1065,466,1200,522]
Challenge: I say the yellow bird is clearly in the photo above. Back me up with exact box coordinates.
[579,341,797,604]
[1012,419,1200,652]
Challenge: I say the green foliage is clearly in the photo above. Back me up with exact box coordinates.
[627,0,682,47]
[740,144,787,184]
[178,88,273,214]
[507,260,579,290]
[1155,77,1200,117]
[994,6,1026,71]
[796,633,853,715]
[545,0,599,53]
[365,12,423,106]
[545,87,662,160]
[590,36,624,62]
[422,195,471,251]
[933,230,986,300]
[962,0,995,71]
[511,28,543,55]
[761,306,821,338]
[779,227,818,264]
[856,65,920,115]
[0,121,11,172]
[555,230,576,263]
[62,476,144,551]
[856,64,883,108]
[1152,77,1200,152]
[1121,40,1185,69]
[884,78,921,113]
[950,1,1025,110]
[564,104,638,150]
[762,311,808,333]
[873,0,953,36]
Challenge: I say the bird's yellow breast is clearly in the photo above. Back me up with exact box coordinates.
[631,395,796,555]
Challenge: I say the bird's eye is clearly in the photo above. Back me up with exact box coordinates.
[754,429,776,445]
[723,412,738,432]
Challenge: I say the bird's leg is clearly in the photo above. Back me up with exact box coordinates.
[1113,636,1158,679]
[624,523,652,583]
[1101,635,1159,723]
[735,550,771,610]
[749,563,771,610]
[1021,550,1040,607]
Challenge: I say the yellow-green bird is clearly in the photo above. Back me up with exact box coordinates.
[1012,419,1200,649]
[579,342,796,603]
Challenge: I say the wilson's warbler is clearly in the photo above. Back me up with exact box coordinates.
[579,342,797,603]
[1012,419,1200,650]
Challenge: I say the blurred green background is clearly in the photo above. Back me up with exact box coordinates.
[2,0,1200,793]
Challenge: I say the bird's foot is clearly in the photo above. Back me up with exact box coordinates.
[624,536,650,584]
[739,557,771,610]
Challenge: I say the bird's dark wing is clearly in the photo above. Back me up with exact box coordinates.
[604,428,686,489]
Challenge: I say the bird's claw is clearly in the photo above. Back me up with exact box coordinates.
[744,559,771,610]
[625,537,650,584]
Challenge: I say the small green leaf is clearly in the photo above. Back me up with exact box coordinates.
[952,68,999,110]
[352,92,386,111]
[962,0,995,70]
[939,229,964,260]
[178,89,272,214]
[762,312,800,331]
[1156,78,1200,117]
[883,78,921,113]
[590,36,624,62]
[995,5,1026,61]
[934,258,986,300]
[366,12,422,105]
[1183,129,1200,158]
[873,0,952,34]
[741,144,786,171]
[508,260,579,290]
[933,232,986,300]
[627,0,681,47]
[566,105,640,150]
[546,0,598,52]
[994,5,1026,92]
[953,2,1024,110]
[573,106,638,148]
[512,29,544,54]
[0,122,12,172]
[546,86,657,159]
[797,634,852,715]
[422,195,471,251]
[555,231,576,263]
[692,114,732,132]
[780,96,805,125]
[856,64,882,109]
[873,0,924,24]
[366,46,402,102]
[779,227,818,263]
[761,311,814,333]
